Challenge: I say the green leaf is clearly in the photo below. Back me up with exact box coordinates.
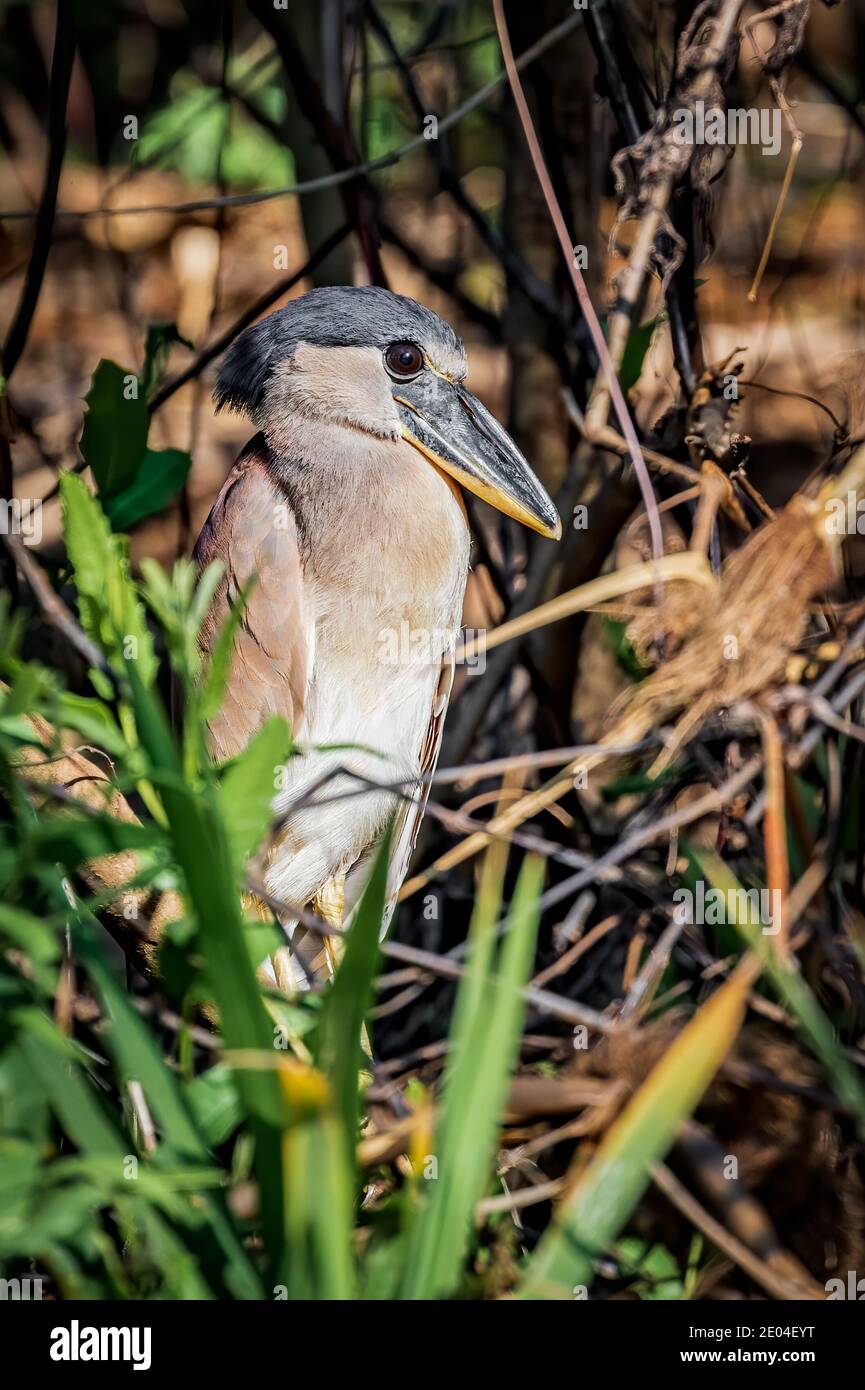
[188,560,225,638]
[106,448,192,531]
[53,691,127,757]
[200,577,256,724]
[217,716,291,873]
[75,923,208,1159]
[79,360,149,501]
[619,316,665,394]
[185,1065,242,1147]
[123,660,285,1129]
[60,473,157,687]
[120,658,289,1280]
[280,1109,355,1299]
[140,323,193,400]
[603,616,650,682]
[617,1238,684,1300]
[73,916,263,1299]
[315,828,392,1165]
[401,851,544,1299]
[0,716,41,745]
[134,72,294,191]
[25,811,163,877]
[17,1011,134,1155]
[0,904,60,963]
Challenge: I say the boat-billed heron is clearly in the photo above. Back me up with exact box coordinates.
[194,285,560,987]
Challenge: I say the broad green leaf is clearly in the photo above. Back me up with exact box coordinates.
[79,359,149,501]
[24,810,162,878]
[106,447,192,531]
[617,1238,684,1300]
[0,714,42,743]
[133,72,294,190]
[619,313,666,394]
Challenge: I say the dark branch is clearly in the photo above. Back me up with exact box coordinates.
[1,0,75,381]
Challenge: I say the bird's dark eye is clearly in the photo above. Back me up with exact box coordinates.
[384,341,423,380]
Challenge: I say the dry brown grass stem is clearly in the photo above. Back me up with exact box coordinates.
[650,1161,824,1300]
[744,0,806,302]
[455,552,716,665]
[401,446,865,897]
[755,707,790,954]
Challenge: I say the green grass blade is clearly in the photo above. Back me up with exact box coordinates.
[692,846,865,1133]
[72,917,263,1298]
[217,715,291,873]
[17,1013,128,1156]
[125,664,292,1284]
[125,659,283,1128]
[400,852,544,1300]
[18,1021,213,1299]
[518,958,755,1299]
[59,472,156,686]
[280,1109,355,1299]
[315,827,391,1162]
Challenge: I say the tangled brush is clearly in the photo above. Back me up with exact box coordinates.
[621,494,837,767]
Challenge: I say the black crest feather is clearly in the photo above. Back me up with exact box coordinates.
[214,285,463,418]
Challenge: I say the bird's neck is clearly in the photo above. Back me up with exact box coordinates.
[265,420,471,640]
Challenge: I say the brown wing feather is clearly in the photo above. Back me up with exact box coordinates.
[194,435,310,760]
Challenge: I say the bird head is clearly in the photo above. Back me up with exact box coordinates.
[214,285,561,540]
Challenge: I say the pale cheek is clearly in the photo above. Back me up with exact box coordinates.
[287,344,402,438]
[271,378,400,440]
